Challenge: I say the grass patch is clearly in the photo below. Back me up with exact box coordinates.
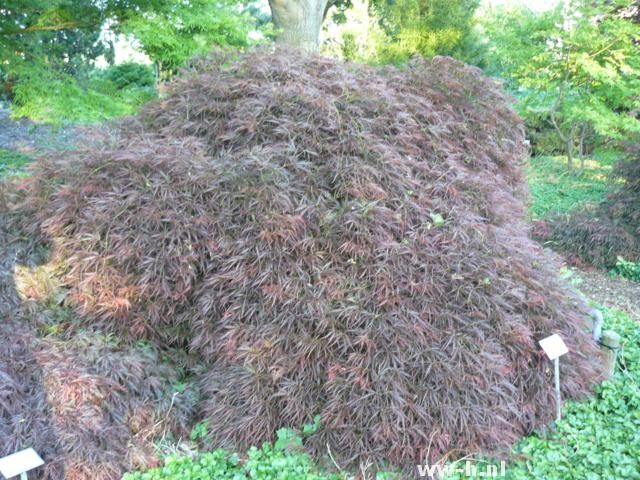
[0,148,32,177]
[527,153,617,219]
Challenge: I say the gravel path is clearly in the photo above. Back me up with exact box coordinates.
[0,102,77,151]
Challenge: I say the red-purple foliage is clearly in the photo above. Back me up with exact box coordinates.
[0,202,198,480]
[19,49,604,472]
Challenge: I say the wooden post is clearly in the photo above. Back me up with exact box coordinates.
[601,330,621,376]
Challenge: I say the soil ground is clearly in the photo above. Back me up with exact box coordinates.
[577,267,640,321]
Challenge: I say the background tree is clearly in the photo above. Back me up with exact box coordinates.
[1,1,114,84]
[268,0,352,51]
[121,0,261,79]
[368,0,482,64]
[0,0,263,123]
[482,0,640,170]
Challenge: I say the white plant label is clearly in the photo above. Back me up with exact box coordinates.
[0,448,44,479]
[539,334,569,360]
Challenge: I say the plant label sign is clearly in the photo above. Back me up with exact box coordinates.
[539,334,569,360]
[0,448,44,479]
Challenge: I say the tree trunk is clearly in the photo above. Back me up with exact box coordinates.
[578,124,588,171]
[565,124,577,172]
[268,0,329,52]
[566,138,574,171]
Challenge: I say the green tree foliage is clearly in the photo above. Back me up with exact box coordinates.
[101,62,156,89]
[368,0,481,63]
[482,0,640,169]
[121,0,264,79]
[0,0,114,79]
[0,0,157,122]
[0,0,263,123]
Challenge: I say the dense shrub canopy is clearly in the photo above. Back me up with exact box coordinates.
[0,209,198,479]
[21,49,604,472]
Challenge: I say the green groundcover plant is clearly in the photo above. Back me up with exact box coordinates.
[612,257,640,283]
[122,418,345,480]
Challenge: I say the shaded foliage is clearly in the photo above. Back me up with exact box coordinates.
[18,49,604,473]
[608,143,640,229]
[100,62,156,90]
[534,143,640,268]
[368,0,482,64]
[533,213,638,268]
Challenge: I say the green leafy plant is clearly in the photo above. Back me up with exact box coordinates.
[273,415,321,452]
[122,441,342,480]
[10,65,156,124]
[0,148,31,177]
[190,420,209,442]
[302,415,322,436]
[273,427,304,452]
[612,256,640,282]
[429,212,446,227]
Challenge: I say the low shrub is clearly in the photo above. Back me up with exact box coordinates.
[612,256,640,283]
[534,213,638,268]
[98,62,156,90]
[19,48,605,474]
[533,145,640,267]
[121,305,640,480]
[608,147,640,229]
[0,210,198,480]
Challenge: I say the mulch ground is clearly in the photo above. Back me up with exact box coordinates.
[577,267,640,321]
